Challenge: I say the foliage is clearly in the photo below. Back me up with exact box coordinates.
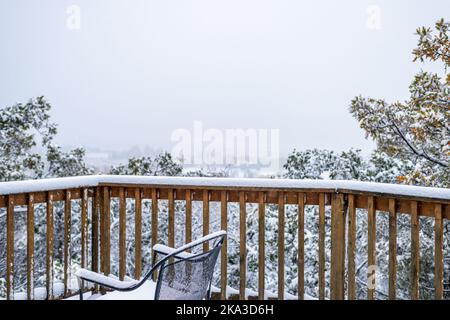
[0,97,92,181]
[109,152,182,176]
[350,19,449,187]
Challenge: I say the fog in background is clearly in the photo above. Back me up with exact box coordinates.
[0,0,448,162]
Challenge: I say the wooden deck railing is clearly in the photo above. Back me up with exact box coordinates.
[0,175,449,300]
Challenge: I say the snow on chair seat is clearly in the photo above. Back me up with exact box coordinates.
[75,231,226,300]
[76,269,139,290]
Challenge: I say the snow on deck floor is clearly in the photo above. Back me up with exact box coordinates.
[1,175,449,201]
[63,281,316,300]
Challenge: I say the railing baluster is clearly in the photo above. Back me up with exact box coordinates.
[63,191,71,297]
[297,192,305,300]
[388,198,397,300]
[168,189,175,248]
[330,193,346,300]
[134,188,142,279]
[410,201,419,300]
[151,188,158,279]
[367,196,376,300]
[46,191,54,299]
[92,188,99,290]
[80,188,88,291]
[203,190,210,252]
[434,203,443,300]
[102,187,111,276]
[185,190,192,249]
[220,191,228,300]
[239,191,246,300]
[91,188,101,272]
[278,191,285,300]
[6,195,14,300]
[100,189,104,275]
[318,193,325,300]
[27,193,35,300]
[119,187,126,280]
[258,191,266,300]
[347,194,356,300]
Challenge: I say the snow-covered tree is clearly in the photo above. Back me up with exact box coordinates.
[0,97,93,181]
[47,144,93,177]
[0,97,54,181]
[109,152,182,176]
[350,19,449,187]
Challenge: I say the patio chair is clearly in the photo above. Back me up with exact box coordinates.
[75,230,226,300]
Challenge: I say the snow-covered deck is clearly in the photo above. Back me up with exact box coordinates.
[63,281,316,300]
[1,175,449,301]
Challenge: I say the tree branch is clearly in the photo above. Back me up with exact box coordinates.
[390,120,448,168]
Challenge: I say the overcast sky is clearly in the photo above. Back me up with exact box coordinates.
[0,0,448,157]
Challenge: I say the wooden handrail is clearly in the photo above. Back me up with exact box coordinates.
[0,175,449,201]
[0,175,449,300]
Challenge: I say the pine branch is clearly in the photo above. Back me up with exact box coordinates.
[390,120,448,168]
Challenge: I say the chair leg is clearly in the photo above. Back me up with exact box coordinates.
[77,276,83,300]
[206,285,212,300]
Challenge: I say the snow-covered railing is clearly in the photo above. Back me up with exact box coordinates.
[0,175,449,201]
[0,175,449,300]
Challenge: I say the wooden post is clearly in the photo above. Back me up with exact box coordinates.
[151,188,158,280]
[367,196,376,300]
[185,190,192,249]
[63,191,71,297]
[168,189,175,249]
[99,189,104,275]
[434,204,443,300]
[102,187,111,276]
[330,193,346,300]
[119,187,126,280]
[27,194,35,300]
[6,195,14,300]
[347,194,356,300]
[318,193,325,300]
[278,191,285,300]
[92,188,99,276]
[258,191,265,300]
[297,192,305,300]
[239,191,246,300]
[388,198,397,300]
[46,191,54,299]
[203,190,210,252]
[80,188,88,291]
[220,191,228,300]
[134,188,142,279]
[91,187,101,293]
[410,201,419,300]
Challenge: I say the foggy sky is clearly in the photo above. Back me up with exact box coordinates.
[0,0,448,156]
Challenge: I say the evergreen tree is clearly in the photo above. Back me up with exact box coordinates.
[109,152,182,176]
[350,19,449,187]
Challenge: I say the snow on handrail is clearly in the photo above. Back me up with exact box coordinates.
[0,175,449,201]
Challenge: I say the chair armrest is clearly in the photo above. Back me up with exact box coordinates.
[152,244,195,259]
[75,268,139,290]
[152,231,226,263]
